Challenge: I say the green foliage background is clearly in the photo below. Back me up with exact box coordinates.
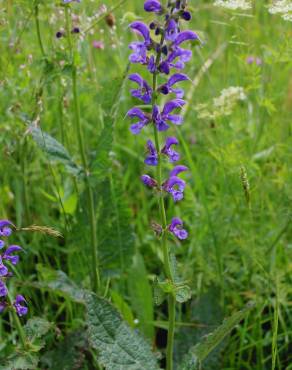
[0,0,291,369]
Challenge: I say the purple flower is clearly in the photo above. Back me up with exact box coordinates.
[145,140,158,166]
[165,19,179,42]
[129,73,153,104]
[152,99,185,131]
[129,22,153,65]
[0,280,8,297]
[141,175,157,188]
[144,0,162,13]
[0,256,8,277]
[14,295,28,317]
[170,165,188,177]
[163,176,186,202]
[3,245,22,265]
[161,137,180,162]
[173,30,199,46]
[63,0,80,3]
[127,107,151,134]
[0,220,13,237]
[0,240,5,249]
[159,73,189,98]
[161,47,192,73]
[147,55,156,73]
[169,217,188,240]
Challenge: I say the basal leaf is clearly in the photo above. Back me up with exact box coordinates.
[180,303,254,370]
[1,354,39,370]
[86,293,161,370]
[30,126,82,177]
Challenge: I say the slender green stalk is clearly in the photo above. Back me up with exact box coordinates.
[34,1,46,58]
[151,38,175,370]
[7,293,27,349]
[65,5,99,292]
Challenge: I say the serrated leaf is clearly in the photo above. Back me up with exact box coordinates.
[181,303,254,370]
[30,126,82,176]
[1,354,39,370]
[86,293,161,370]
[128,253,154,339]
[37,266,85,303]
[175,285,192,303]
[24,317,51,341]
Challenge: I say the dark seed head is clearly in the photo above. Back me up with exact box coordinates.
[182,11,191,21]
[72,27,80,34]
[149,22,156,30]
[105,13,115,27]
[56,31,64,39]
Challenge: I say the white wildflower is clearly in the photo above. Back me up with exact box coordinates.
[214,0,252,10]
[268,0,292,21]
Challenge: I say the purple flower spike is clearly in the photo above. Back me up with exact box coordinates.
[0,240,5,249]
[0,280,8,297]
[130,22,151,45]
[161,137,180,162]
[127,107,151,134]
[129,42,148,64]
[163,176,186,202]
[170,165,188,177]
[14,295,28,317]
[144,0,162,13]
[160,73,189,98]
[169,217,188,240]
[129,73,153,104]
[152,105,170,131]
[3,245,22,265]
[173,31,199,46]
[0,256,8,277]
[145,140,158,166]
[141,175,157,188]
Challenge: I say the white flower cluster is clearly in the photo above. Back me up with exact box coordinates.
[195,86,247,120]
[214,0,252,10]
[268,0,292,22]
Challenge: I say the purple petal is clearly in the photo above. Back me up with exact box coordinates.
[127,107,147,120]
[130,122,146,135]
[169,217,183,232]
[173,31,199,46]
[0,302,7,313]
[0,220,12,229]
[128,73,144,86]
[130,21,150,44]
[0,240,5,249]
[141,175,157,187]
[168,73,189,87]
[0,280,8,297]
[170,165,188,177]
[144,0,162,12]
[162,99,185,115]
[174,228,188,240]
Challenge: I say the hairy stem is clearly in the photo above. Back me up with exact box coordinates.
[65,5,99,292]
[152,38,175,370]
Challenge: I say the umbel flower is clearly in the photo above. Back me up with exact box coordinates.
[0,220,28,317]
[127,0,198,240]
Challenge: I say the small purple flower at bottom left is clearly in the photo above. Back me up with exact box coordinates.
[14,295,28,317]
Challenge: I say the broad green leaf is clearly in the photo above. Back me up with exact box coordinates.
[24,317,52,352]
[180,303,254,370]
[86,293,161,370]
[128,253,154,339]
[175,285,192,304]
[37,266,85,303]
[30,126,82,177]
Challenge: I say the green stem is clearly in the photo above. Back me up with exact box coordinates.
[65,5,99,292]
[151,37,175,370]
[7,293,27,349]
[34,1,46,58]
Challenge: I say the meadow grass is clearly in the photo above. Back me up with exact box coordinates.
[0,0,291,369]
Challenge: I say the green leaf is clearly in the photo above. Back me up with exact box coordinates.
[24,317,52,352]
[37,266,85,303]
[180,303,254,370]
[128,253,154,339]
[41,330,87,370]
[86,293,161,370]
[30,126,82,177]
[153,277,166,306]
[175,285,192,304]
[111,290,135,327]
[1,354,39,370]
[97,175,135,274]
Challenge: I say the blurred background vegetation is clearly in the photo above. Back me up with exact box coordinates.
[0,0,291,369]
